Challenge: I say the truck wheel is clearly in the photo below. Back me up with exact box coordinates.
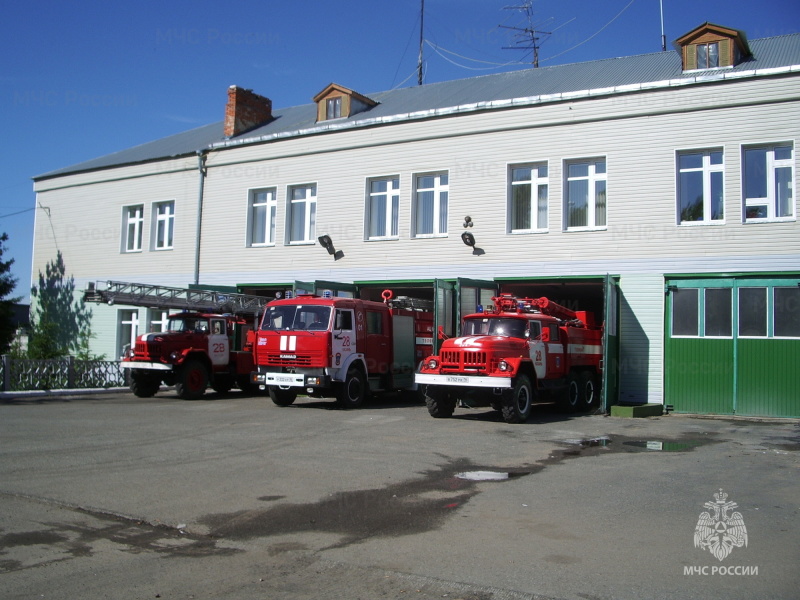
[130,373,160,398]
[335,367,368,409]
[425,388,457,418]
[580,371,599,410]
[502,375,533,424]
[561,372,582,413]
[175,360,208,400]
[269,386,297,406]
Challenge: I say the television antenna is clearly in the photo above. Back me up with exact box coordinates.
[500,1,551,67]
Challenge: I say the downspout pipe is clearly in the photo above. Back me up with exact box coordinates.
[194,150,207,286]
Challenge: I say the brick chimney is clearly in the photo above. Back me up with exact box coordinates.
[224,86,272,138]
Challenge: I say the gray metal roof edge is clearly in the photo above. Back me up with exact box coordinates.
[210,62,800,151]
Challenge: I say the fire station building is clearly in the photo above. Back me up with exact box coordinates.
[32,23,800,418]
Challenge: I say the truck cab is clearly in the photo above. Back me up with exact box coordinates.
[252,293,432,408]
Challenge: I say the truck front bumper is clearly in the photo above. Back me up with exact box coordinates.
[120,361,172,371]
[414,373,513,388]
[252,371,330,388]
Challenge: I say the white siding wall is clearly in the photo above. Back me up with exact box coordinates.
[618,274,665,405]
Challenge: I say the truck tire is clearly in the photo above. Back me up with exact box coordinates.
[425,387,457,418]
[561,372,582,413]
[175,360,208,400]
[580,371,599,410]
[130,372,160,398]
[269,386,297,406]
[335,367,368,409]
[502,375,533,424]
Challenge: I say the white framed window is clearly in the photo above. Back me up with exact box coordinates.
[152,200,175,250]
[743,144,794,222]
[118,309,139,359]
[413,172,448,237]
[677,149,724,224]
[247,188,277,246]
[287,184,316,244]
[121,204,144,252]
[564,159,606,230]
[366,176,399,240]
[509,163,548,233]
[147,309,169,333]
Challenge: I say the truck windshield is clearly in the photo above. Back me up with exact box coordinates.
[462,317,527,339]
[261,305,332,331]
[167,318,209,333]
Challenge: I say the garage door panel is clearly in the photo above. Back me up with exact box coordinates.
[667,338,734,414]
[737,339,800,417]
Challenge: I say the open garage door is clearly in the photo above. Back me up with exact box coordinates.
[434,279,455,354]
[497,276,619,410]
[603,274,620,410]
[457,278,498,332]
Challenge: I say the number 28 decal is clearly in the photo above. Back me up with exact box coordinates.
[212,343,226,353]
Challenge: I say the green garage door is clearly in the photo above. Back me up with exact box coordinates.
[665,276,800,417]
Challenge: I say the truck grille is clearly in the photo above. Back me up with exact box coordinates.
[441,350,487,371]
[265,352,314,367]
[134,341,159,359]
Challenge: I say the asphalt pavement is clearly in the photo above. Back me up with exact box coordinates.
[0,389,797,599]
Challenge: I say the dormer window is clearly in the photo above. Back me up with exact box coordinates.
[675,22,751,72]
[314,83,378,122]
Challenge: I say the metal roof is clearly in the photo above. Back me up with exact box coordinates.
[34,33,800,181]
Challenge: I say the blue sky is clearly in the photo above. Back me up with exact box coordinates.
[2,0,798,302]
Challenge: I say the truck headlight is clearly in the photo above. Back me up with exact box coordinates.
[426,358,438,370]
[498,360,509,371]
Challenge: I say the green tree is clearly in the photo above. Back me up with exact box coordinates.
[0,232,21,354]
[28,251,94,359]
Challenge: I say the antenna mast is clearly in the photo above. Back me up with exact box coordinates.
[500,1,550,68]
[659,0,666,51]
[417,0,425,85]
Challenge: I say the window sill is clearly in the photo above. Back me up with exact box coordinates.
[366,236,400,242]
[743,217,796,224]
[287,241,315,246]
[562,226,607,233]
[249,243,276,248]
[152,247,174,251]
[678,220,726,227]
[509,229,549,235]
[121,250,143,254]
[412,234,448,240]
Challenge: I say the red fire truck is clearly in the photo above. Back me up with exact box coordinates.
[251,291,433,408]
[415,294,603,423]
[85,281,268,400]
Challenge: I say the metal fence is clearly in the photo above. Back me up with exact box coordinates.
[0,356,127,392]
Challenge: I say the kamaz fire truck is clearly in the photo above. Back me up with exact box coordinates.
[251,291,433,408]
[85,281,268,400]
[415,294,603,423]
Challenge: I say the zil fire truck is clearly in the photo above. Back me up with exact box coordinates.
[251,290,433,408]
[415,294,603,423]
[85,281,269,400]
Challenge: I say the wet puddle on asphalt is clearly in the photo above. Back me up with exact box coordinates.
[199,434,718,549]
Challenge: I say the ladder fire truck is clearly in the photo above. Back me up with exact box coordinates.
[84,281,269,400]
[415,294,603,423]
[251,290,433,408]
